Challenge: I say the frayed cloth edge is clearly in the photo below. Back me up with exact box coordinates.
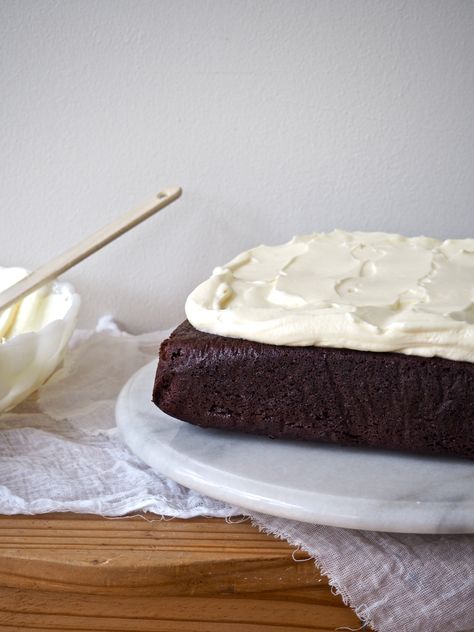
[247,514,376,631]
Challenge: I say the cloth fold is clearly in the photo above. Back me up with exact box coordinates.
[0,318,472,632]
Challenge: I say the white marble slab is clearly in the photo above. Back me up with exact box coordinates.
[116,361,474,534]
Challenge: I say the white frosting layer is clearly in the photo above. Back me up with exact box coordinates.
[185,230,474,363]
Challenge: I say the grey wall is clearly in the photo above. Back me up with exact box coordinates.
[1,0,473,331]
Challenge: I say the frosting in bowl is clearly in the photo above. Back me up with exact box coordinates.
[0,267,75,341]
[0,266,80,412]
[185,230,474,363]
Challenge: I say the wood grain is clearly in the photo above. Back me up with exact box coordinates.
[0,514,362,631]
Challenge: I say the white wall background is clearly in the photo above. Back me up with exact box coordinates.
[1,0,473,331]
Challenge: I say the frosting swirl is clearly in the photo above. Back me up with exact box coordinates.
[185,230,474,363]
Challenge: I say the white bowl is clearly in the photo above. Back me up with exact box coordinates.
[0,267,80,413]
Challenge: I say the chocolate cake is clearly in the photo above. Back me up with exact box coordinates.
[153,320,474,459]
[153,231,474,459]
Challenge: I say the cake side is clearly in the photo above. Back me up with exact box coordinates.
[153,321,474,460]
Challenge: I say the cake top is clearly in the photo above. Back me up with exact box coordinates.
[185,230,474,363]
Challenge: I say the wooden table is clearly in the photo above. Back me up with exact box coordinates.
[0,513,362,631]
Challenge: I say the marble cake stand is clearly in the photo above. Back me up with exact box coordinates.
[116,361,474,534]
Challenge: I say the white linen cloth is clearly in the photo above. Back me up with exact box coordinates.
[0,318,472,632]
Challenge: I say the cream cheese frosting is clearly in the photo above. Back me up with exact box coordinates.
[185,230,474,363]
[0,267,74,342]
[0,265,80,413]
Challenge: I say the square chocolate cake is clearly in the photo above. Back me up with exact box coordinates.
[153,231,474,459]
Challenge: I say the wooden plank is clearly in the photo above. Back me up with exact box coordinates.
[0,514,362,631]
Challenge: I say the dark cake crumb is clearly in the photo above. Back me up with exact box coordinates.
[153,320,474,460]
